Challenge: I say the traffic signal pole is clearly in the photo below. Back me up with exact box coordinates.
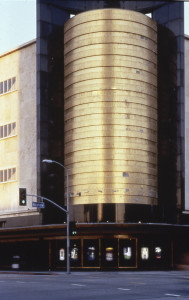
[66,168,70,275]
[27,193,70,274]
[42,159,70,274]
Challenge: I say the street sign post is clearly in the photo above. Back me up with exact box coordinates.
[32,202,45,209]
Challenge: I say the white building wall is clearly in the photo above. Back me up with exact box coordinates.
[0,41,41,226]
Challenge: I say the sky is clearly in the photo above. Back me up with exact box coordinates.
[0,0,189,54]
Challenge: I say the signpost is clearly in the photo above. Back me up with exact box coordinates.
[32,202,45,209]
[25,188,70,274]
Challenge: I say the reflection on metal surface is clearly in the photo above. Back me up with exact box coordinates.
[64,9,157,206]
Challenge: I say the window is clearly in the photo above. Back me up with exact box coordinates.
[8,79,12,91]
[0,167,16,183]
[12,122,16,135]
[0,126,3,138]
[12,77,16,90]
[0,122,16,139]
[8,169,11,181]
[11,168,16,180]
[4,81,7,93]
[8,123,11,135]
[4,125,7,137]
[0,82,3,94]
[0,221,6,228]
[0,170,3,182]
[4,170,7,182]
[0,77,16,95]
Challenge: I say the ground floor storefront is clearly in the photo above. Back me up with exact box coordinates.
[0,223,188,271]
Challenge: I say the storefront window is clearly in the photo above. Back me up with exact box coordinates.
[119,239,136,267]
[141,247,149,260]
[83,239,99,267]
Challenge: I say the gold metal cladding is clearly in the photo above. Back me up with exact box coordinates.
[64,32,157,56]
[64,55,157,78]
[64,91,157,110]
[64,9,157,32]
[64,45,157,69]
[64,9,158,206]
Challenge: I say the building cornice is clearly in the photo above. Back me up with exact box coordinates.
[0,39,36,58]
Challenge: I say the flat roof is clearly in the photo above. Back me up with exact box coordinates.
[0,39,36,58]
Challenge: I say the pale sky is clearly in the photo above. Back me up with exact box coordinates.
[0,0,189,54]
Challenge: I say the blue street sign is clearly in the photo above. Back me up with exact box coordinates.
[32,202,45,209]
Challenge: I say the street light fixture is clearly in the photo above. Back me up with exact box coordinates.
[42,159,70,274]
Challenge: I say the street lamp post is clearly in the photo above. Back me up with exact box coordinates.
[42,159,70,274]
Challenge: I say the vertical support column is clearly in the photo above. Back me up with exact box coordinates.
[98,204,103,222]
[48,240,52,271]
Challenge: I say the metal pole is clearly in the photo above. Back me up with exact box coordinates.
[42,159,70,274]
[66,168,70,274]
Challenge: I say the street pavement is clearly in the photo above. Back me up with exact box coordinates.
[0,270,188,299]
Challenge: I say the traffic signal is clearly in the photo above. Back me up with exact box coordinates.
[69,221,77,236]
[19,188,27,206]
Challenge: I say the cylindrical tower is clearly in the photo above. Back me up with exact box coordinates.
[64,9,157,222]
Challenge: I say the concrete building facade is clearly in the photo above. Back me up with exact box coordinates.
[0,0,187,227]
[0,41,41,227]
[0,0,188,271]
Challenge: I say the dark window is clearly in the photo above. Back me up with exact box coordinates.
[0,126,3,138]
[12,77,16,89]
[12,122,16,134]
[0,171,3,182]
[125,204,153,223]
[8,124,12,136]
[0,82,3,94]
[12,168,16,180]
[102,203,115,222]
[4,170,7,182]
[8,79,12,91]
[4,125,7,137]
[4,81,7,93]
[83,239,99,267]
[84,204,97,222]
[8,169,11,181]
